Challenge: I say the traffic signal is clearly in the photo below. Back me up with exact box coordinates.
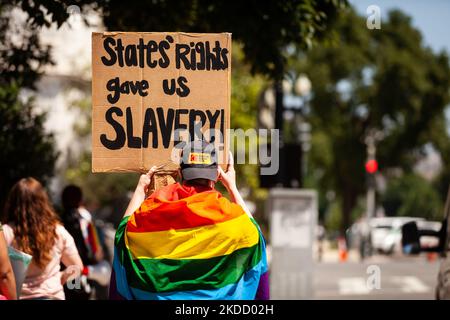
[365,159,378,174]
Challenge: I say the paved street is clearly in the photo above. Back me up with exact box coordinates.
[314,254,440,299]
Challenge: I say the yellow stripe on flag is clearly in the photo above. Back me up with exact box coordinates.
[126,214,259,260]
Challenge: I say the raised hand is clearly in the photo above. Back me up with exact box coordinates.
[218,152,236,191]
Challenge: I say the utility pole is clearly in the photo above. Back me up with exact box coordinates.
[364,130,384,219]
[362,129,383,259]
[365,134,377,222]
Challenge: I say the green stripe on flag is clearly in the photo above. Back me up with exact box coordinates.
[114,216,264,293]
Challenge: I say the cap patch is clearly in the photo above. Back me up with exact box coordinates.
[188,152,212,165]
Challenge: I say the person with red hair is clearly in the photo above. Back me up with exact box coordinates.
[1,177,83,300]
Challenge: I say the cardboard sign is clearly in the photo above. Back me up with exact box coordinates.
[92,32,231,172]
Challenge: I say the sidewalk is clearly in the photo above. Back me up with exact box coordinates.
[266,241,439,265]
[320,248,360,263]
[316,241,439,264]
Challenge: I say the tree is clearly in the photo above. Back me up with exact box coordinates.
[0,2,51,89]
[381,174,443,220]
[63,96,140,226]
[0,0,100,88]
[0,84,58,211]
[1,0,349,218]
[0,1,101,210]
[298,9,450,231]
[0,1,60,210]
[100,0,347,79]
[6,0,348,79]
[60,1,348,212]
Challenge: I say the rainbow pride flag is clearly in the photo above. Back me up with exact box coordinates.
[111,183,268,300]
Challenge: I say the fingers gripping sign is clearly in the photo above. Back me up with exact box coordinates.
[227,150,234,170]
[138,166,158,193]
[124,166,158,217]
[218,152,253,217]
[218,151,237,192]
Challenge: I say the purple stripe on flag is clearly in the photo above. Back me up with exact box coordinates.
[255,271,270,300]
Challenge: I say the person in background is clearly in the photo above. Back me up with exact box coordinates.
[0,222,16,300]
[1,178,83,300]
[61,185,110,300]
[110,142,269,300]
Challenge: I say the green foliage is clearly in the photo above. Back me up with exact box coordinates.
[1,0,347,222]
[382,174,443,220]
[0,83,58,209]
[5,0,103,29]
[0,1,64,212]
[6,0,348,79]
[435,166,450,204]
[230,44,268,203]
[296,8,450,230]
[8,0,348,80]
[100,0,348,79]
[63,96,139,209]
[66,153,138,207]
[0,2,52,88]
[324,198,342,232]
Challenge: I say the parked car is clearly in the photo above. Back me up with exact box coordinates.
[401,186,450,300]
[417,220,442,249]
[370,217,424,254]
[347,216,429,258]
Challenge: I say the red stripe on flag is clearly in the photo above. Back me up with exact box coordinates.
[126,184,245,233]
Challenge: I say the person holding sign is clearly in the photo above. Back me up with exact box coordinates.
[110,141,269,300]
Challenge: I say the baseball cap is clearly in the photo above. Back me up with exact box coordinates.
[180,140,218,181]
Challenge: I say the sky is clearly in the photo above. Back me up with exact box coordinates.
[349,0,450,54]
